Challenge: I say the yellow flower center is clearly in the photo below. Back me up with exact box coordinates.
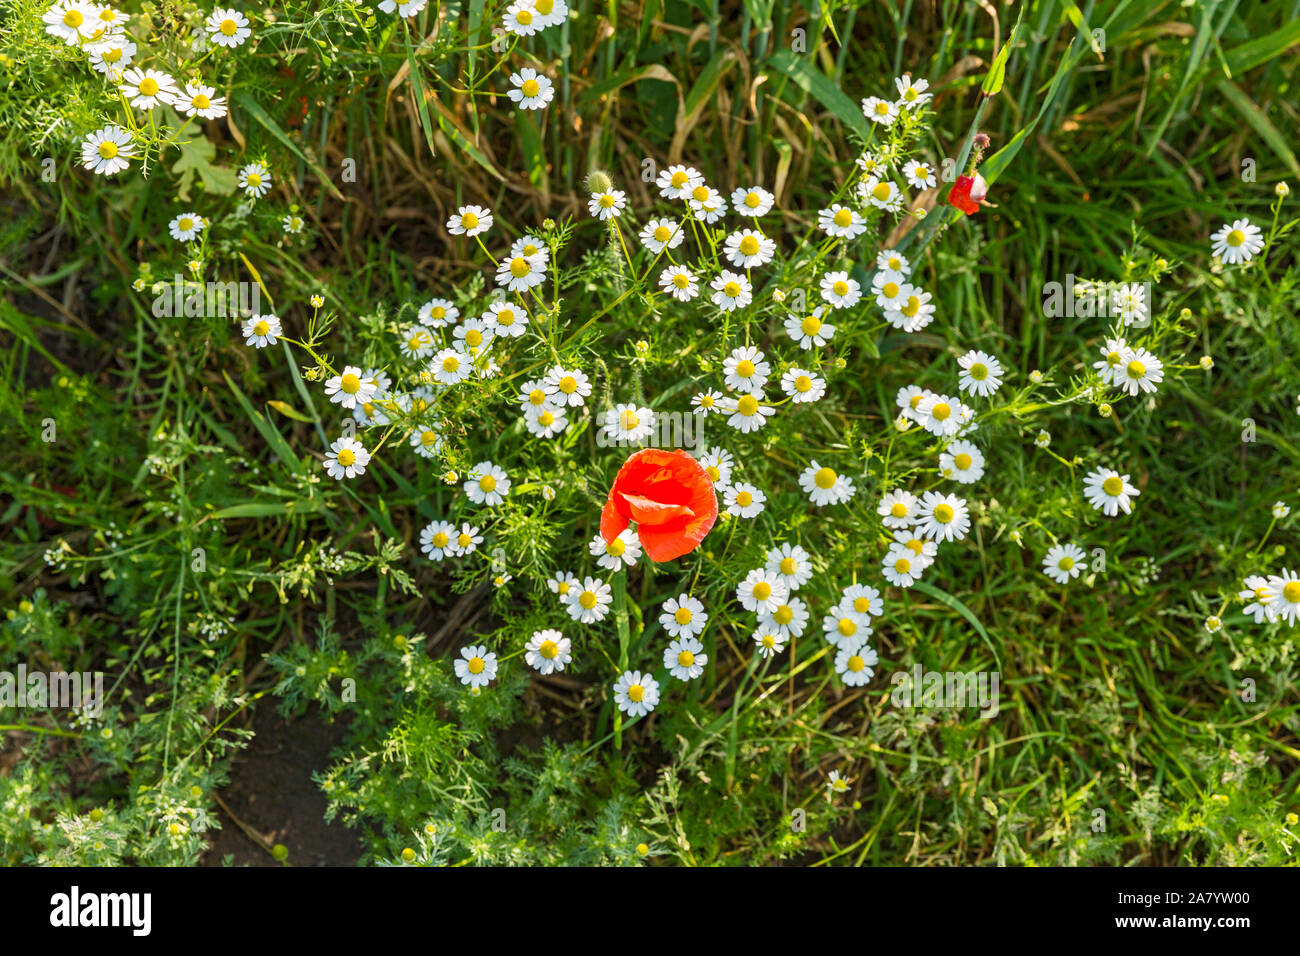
[904,88,918,101]
[888,256,902,269]
[620,409,640,431]
[780,557,797,575]
[529,388,547,406]
[627,683,644,702]
[954,453,972,470]
[178,217,194,230]
[515,9,533,25]
[340,373,361,394]
[736,395,759,416]
[538,411,554,426]
[872,182,892,201]
[931,402,951,421]
[674,607,693,625]
[745,192,761,208]
[801,315,822,335]
[910,394,924,409]
[521,78,541,97]
[247,173,262,187]
[890,502,908,518]
[970,363,988,380]
[814,467,836,489]
[752,582,772,602]
[882,281,899,298]
[894,557,911,573]
[432,532,449,548]
[691,185,710,202]
[1058,556,1075,571]
[739,235,761,256]
[192,93,210,109]
[1127,360,1146,378]
[833,209,853,227]
[736,359,756,377]
[795,375,812,393]
[578,590,598,609]
[465,329,483,347]
[673,273,690,289]
[723,281,742,298]
[421,431,437,447]
[458,533,472,547]
[832,281,849,296]
[654,225,671,241]
[64,9,84,26]
[762,634,776,648]
[598,193,616,208]
[535,0,554,14]
[102,47,122,62]
[905,538,924,555]
[1102,476,1124,497]
[1284,582,1300,603]
[98,141,118,159]
[559,375,577,393]
[837,618,857,637]
[853,597,871,614]
[671,171,689,188]
[934,503,955,523]
[875,102,890,116]
[736,491,753,507]
[509,257,530,277]
[677,650,695,667]
[220,18,238,36]
[461,211,479,229]
[336,448,356,467]
[253,320,270,336]
[467,656,485,675]
[1226,229,1245,247]
[898,296,919,317]
[557,581,571,595]
[773,605,793,625]
[478,474,497,493]
[607,537,626,557]
[539,639,558,658]
[706,466,721,481]
[847,654,866,673]
[139,77,159,95]
[699,395,715,408]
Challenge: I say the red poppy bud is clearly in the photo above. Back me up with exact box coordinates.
[948,172,989,216]
[600,448,718,562]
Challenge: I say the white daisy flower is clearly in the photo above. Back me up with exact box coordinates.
[525,403,569,439]
[238,162,271,198]
[1093,337,1129,388]
[903,159,937,189]
[710,270,752,312]
[894,74,932,108]
[882,547,924,588]
[241,313,280,348]
[44,1,101,44]
[839,584,884,620]
[1273,501,1291,519]
[399,326,436,360]
[525,629,571,674]
[600,403,655,443]
[827,770,851,794]
[1210,218,1264,265]
[80,125,135,176]
[639,217,685,253]
[420,520,459,561]
[876,248,911,275]
[819,271,861,310]
[454,645,497,688]
[659,264,700,301]
[118,68,179,109]
[661,594,707,639]
[378,0,429,14]
[665,636,707,682]
[761,544,811,591]
[824,607,872,650]
[916,392,963,438]
[800,461,854,506]
[453,317,494,353]
[509,234,549,264]
[860,176,903,212]
[724,482,766,518]
[588,189,627,220]
[613,670,660,718]
[282,214,304,234]
[502,0,543,36]
[206,7,252,47]
[548,571,580,600]
[1042,543,1087,584]
[957,350,1004,397]
[884,284,936,332]
[324,365,378,410]
[545,365,592,407]
[835,644,878,686]
[565,576,613,624]
[590,528,641,570]
[915,491,971,542]
[168,212,205,242]
[496,252,546,292]
[1115,346,1164,397]
[896,386,933,421]
[529,0,567,29]
[730,185,775,216]
[87,37,136,75]
[464,460,509,506]
[758,596,809,639]
[723,346,769,391]
[175,81,227,119]
[818,204,866,239]
[781,367,827,404]
[656,164,704,200]
[861,95,899,126]
[409,425,443,458]
[784,307,835,349]
[723,229,777,269]
[940,439,985,484]
[723,392,774,433]
[1265,570,1300,625]
[698,447,734,489]
[856,149,886,175]
[519,378,558,413]
[450,523,483,556]
[752,627,788,659]
[1082,467,1141,516]
[881,490,924,530]
[1111,282,1148,327]
[687,184,728,222]
[737,568,789,614]
[323,436,370,479]
[693,389,725,415]
[508,67,554,109]
[1239,575,1276,624]
[418,297,459,328]
[431,347,471,385]
[447,204,492,237]
[891,528,938,563]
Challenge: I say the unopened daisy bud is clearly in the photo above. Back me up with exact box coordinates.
[636,842,650,856]
[914,207,928,220]
[1098,402,1112,417]
[18,599,33,614]
[187,259,201,275]
[1010,529,1023,546]
[470,685,482,697]
[1199,355,1214,370]
[541,484,556,501]
[894,414,912,432]
[132,278,146,291]
[772,288,787,303]
[311,294,324,308]
[634,339,649,356]
[444,470,458,484]
[272,843,289,861]
[1287,812,1298,826]
[1211,793,1229,806]
[543,218,556,230]
[400,847,416,863]
[89,808,103,822]
[1276,182,1290,198]
[1204,615,1222,633]
[1154,257,1168,271]
[834,357,847,370]
[393,634,407,650]
[1034,429,1051,448]
[1180,307,1192,320]
[586,170,614,194]
[1028,370,1043,384]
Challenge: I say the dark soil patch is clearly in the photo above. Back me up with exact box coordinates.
[200,704,362,867]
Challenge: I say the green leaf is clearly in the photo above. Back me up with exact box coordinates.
[764,49,870,139]
[981,39,1011,95]
[222,370,305,475]
[1223,20,1300,75]
[267,400,313,423]
[170,127,236,202]
[1215,78,1300,178]
[910,580,1003,673]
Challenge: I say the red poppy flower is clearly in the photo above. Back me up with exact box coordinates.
[600,449,718,562]
[947,172,989,216]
